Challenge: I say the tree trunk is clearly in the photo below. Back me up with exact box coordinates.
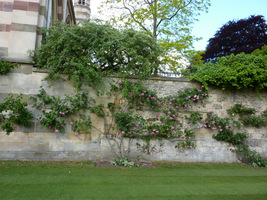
[152,0,159,76]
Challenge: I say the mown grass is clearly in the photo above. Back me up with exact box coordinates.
[0,160,266,200]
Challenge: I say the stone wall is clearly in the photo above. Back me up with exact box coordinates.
[0,66,267,162]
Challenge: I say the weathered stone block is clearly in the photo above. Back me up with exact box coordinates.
[0,132,28,143]
[17,123,35,133]
[245,139,262,147]
[21,64,33,74]
[194,128,213,139]
[39,6,46,15]
[28,142,49,152]
[35,123,54,133]
[0,142,28,151]
[49,142,65,152]
[28,132,43,142]
[0,47,8,56]
[42,132,57,141]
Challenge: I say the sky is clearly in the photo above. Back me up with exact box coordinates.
[90,0,267,51]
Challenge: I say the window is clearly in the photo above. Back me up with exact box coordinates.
[78,0,85,5]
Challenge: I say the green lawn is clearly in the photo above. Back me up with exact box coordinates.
[0,161,266,200]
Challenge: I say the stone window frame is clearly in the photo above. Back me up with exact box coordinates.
[78,0,85,5]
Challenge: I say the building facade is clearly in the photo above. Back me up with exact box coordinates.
[0,0,76,63]
[73,0,90,25]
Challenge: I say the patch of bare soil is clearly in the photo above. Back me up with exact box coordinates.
[95,161,156,168]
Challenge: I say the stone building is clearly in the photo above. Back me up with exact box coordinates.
[0,0,76,63]
[73,0,90,25]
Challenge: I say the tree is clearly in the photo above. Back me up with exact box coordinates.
[188,50,205,66]
[100,0,210,70]
[203,15,267,62]
[181,50,204,76]
[190,45,267,92]
[32,21,161,89]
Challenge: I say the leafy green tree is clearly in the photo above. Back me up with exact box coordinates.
[100,0,210,70]
[32,21,161,89]
[202,15,267,62]
[252,45,267,56]
[189,50,205,66]
[189,46,267,92]
[181,50,204,76]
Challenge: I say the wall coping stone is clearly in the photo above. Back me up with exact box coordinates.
[31,68,192,82]
[2,58,34,64]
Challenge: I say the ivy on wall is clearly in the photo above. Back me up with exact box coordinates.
[0,60,17,75]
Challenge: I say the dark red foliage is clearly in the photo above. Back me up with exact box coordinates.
[203,15,267,62]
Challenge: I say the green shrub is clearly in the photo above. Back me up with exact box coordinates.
[261,109,267,118]
[236,144,267,167]
[242,115,266,128]
[0,60,17,75]
[0,95,33,135]
[227,104,266,128]
[227,104,255,116]
[110,156,140,167]
[189,48,267,92]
